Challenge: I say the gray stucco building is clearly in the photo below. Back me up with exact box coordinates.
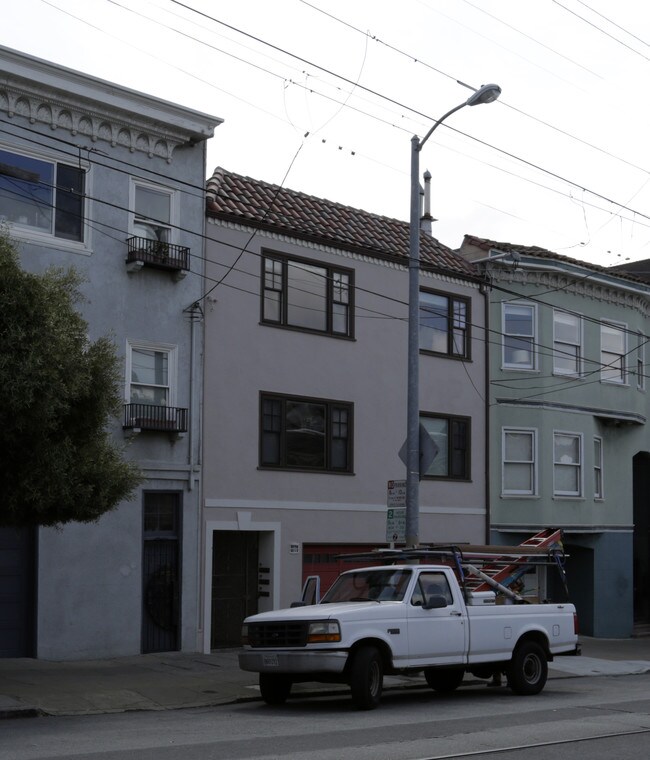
[0,46,220,659]
[201,168,488,649]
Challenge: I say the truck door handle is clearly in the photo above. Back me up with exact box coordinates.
[450,611,462,617]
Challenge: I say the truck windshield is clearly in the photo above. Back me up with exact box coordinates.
[320,568,412,603]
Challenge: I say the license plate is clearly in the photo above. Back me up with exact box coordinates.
[263,654,279,667]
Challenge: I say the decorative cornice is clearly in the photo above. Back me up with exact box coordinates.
[495,397,646,425]
[0,81,192,162]
[0,65,216,163]
[492,268,650,316]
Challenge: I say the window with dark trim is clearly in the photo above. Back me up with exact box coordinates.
[261,252,353,337]
[260,392,353,472]
[0,147,85,242]
[419,413,470,479]
[419,289,470,358]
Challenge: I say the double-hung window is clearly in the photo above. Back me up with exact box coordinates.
[554,432,582,497]
[503,302,535,369]
[260,392,352,472]
[419,289,470,358]
[0,146,85,242]
[502,428,536,495]
[131,181,175,243]
[126,341,177,408]
[124,341,186,432]
[419,413,470,480]
[594,436,603,499]
[262,253,353,337]
[600,322,627,384]
[553,310,582,376]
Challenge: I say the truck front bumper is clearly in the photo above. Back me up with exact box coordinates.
[239,649,348,674]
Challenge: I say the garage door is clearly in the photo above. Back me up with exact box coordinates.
[0,527,35,658]
[302,544,379,597]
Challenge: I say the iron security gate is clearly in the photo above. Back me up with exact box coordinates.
[211,531,259,648]
[142,493,181,653]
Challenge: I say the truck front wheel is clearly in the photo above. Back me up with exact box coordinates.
[424,667,465,693]
[349,646,383,710]
[507,641,547,695]
[259,673,292,705]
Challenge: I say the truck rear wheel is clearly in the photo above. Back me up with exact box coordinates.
[349,645,383,710]
[259,673,292,705]
[507,641,547,695]
[424,667,465,693]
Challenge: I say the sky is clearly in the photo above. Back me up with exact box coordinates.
[3,0,650,267]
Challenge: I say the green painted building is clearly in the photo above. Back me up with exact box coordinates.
[459,235,650,638]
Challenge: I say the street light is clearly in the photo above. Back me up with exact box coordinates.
[405,83,501,549]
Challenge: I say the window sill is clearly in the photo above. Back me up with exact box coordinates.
[7,227,91,255]
[420,349,472,362]
[501,365,538,373]
[259,321,355,341]
[257,466,355,475]
[500,494,539,499]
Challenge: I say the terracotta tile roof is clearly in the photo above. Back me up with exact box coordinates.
[206,167,476,278]
[461,234,648,285]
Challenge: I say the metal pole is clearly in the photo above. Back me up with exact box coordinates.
[405,134,421,549]
[403,84,501,550]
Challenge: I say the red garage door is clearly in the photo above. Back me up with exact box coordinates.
[302,544,380,597]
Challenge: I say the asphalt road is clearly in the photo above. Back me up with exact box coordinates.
[3,672,650,760]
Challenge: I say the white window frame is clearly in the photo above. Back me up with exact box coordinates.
[600,321,627,385]
[129,179,178,244]
[594,436,603,500]
[553,309,583,376]
[0,141,89,250]
[125,340,178,408]
[637,339,645,391]
[502,301,536,370]
[553,431,583,498]
[502,427,537,496]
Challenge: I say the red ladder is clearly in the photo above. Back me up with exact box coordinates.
[463,529,564,593]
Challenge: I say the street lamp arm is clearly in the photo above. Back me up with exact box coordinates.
[418,83,502,152]
[418,102,467,152]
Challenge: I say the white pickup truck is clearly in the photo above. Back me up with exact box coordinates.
[239,563,580,709]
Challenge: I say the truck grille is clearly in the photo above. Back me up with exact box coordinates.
[248,621,309,647]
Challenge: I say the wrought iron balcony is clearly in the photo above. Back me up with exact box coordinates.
[123,403,188,434]
[126,237,190,272]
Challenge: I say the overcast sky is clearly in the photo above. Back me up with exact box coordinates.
[3,0,650,267]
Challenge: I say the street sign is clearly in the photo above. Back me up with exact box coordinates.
[398,424,439,478]
[387,479,406,508]
[386,507,406,543]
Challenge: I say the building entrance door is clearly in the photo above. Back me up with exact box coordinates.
[633,453,650,625]
[0,527,35,658]
[211,531,259,647]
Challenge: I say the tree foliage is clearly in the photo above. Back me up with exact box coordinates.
[0,232,141,527]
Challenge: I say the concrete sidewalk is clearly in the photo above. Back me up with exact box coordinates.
[1,636,650,719]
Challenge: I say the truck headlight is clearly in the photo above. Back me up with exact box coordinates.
[241,623,249,645]
[307,620,341,643]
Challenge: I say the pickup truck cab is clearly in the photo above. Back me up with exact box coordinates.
[239,564,579,709]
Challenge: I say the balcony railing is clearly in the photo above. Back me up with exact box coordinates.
[126,237,190,272]
[123,403,188,434]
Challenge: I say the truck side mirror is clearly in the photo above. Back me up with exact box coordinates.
[423,595,447,610]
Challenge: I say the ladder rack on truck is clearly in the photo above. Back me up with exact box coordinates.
[336,529,568,604]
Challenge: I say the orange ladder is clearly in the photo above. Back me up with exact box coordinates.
[463,529,564,593]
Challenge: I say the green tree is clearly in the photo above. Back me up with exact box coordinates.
[0,232,141,527]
